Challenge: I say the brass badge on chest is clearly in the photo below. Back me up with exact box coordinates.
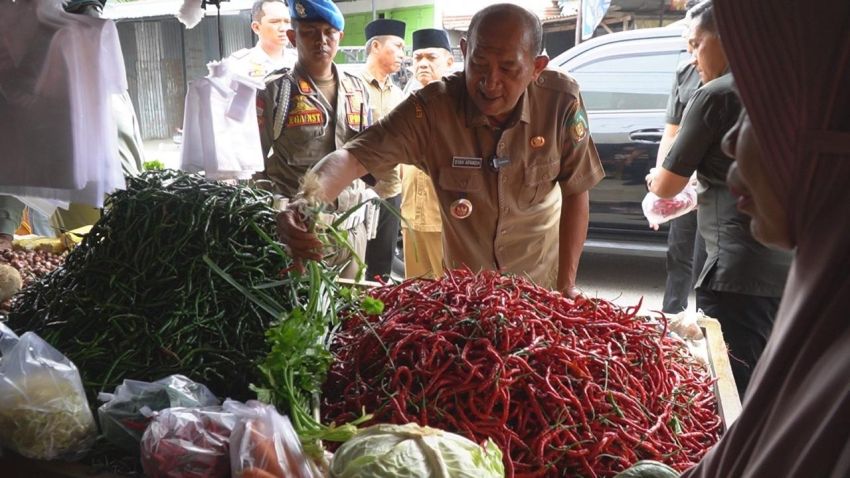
[450,199,473,219]
[530,136,545,148]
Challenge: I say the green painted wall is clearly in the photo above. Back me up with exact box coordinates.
[336,5,435,63]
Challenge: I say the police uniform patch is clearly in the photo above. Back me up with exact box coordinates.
[346,113,362,130]
[298,79,313,95]
[568,109,589,143]
[295,1,307,17]
[287,96,323,126]
[249,62,265,78]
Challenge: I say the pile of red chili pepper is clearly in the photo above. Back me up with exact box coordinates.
[322,269,721,478]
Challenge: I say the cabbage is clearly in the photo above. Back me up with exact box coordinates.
[330,423,504,478]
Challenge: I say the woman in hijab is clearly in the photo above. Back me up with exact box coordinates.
[681,1,850,474]
[618,0,850,476]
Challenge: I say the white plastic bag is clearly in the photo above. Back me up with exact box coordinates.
[0,328,97,460]
[224,399,317,478]
[97,374,220,454]
[642,183,698,226]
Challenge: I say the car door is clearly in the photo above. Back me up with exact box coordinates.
[558,32,689,238]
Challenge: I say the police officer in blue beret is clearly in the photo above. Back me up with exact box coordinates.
[256,0,391,279]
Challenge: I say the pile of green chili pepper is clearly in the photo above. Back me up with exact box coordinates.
[8,170,305,404]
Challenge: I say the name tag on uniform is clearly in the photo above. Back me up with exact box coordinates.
[452,157,482,169]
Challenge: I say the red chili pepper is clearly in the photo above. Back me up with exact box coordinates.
[322,269,721,477]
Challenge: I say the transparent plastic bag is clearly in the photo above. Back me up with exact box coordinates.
[140,406,237,478]
[0,328,97,460]
[642,183,698,226]
[224,399,317,478]
[97,374,219,454]
[0,321,19,359]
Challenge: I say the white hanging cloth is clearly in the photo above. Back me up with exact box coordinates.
[0,0,126,208]
[180,59,265,180]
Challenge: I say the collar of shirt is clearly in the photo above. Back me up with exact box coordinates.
[462,77,531,129]
[292,62,342,95]
[251,43,284,66]
[361,68,393,91]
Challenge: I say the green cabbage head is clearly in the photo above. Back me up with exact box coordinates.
[330,423,505,478]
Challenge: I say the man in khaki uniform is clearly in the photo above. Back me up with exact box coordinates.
[277,3,604,296]
[359,18,406,280]
[228,0,297,79]
[399,28,455,278]
[256,0,381,279]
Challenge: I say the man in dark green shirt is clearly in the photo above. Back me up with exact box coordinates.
[646,1,791,397]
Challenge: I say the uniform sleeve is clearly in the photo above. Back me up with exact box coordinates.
[665,68,686,125]
[662,87,724,177]
[343,92,429,181]
[558,96,605,196]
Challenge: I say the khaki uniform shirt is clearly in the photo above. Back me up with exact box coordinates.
[344,70,604,289]
[257,63,371,198]
[228,43,296,80]
[360,69,404,198]
[400,165,441,232]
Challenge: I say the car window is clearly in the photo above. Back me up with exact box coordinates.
[570,52,680,111]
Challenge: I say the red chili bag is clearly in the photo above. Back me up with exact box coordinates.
[140,406,237,478]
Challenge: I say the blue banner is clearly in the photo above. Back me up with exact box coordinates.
[582,0,612,41]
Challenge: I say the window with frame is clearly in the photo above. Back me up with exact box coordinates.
[570,51,682,111]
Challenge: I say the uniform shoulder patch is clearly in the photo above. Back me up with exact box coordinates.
[534,69,581,97]
[342,70,369,90]
[566,107,589,144]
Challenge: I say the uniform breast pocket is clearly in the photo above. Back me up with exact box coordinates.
[281,126,324,166]
[437,168,485,194]
[519,160,560,208]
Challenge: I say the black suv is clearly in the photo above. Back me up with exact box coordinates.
[551,25,689,256]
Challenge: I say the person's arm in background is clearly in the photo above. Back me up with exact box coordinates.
[558,189,590,298]
[646,65,693,202]
[557,95,606,298]
[647,168,690,198]
[656,123,680,169]
[648,86,716,199]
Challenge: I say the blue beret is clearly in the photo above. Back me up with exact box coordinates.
[413,28,451,52]
[365,19,406,40]
[290,0,344,31]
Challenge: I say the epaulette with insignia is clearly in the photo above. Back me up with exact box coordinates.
[265,67,292,85]
[229,48,251,60]
[341,70,368,89]
[534,69,581,97]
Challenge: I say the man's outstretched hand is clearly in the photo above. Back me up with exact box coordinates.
[275,201,324,273]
